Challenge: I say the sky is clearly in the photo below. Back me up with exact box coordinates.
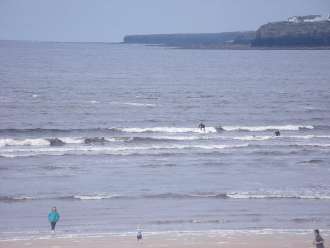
[0,0,329,42]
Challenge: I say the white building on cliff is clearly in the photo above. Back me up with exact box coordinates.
[288,14,330,23]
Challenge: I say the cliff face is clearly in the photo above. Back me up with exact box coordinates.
[123,32,256,48]
[253,21,330,47]
[123,16,330,49]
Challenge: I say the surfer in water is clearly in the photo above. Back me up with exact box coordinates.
[275,130,281,136]
[198,122,206,132]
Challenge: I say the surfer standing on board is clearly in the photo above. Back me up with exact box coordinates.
[198,122,206,132]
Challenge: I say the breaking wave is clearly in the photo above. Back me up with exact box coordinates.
[126,136,204,143]
[0,144,249,158]
[72,193,120,200]
[0,137,109,147]
[1,134,329,148]
[143,192,228,199]
[2,191,330,203]
[119,125,313,133]
[227,192,330,200]
[0,135,208,148]
[2,133,329,148]
[220,125,314,132]
[121,127,217,133]
[0,196,34,202]
[0,124,319,136]
[0,138,50,147]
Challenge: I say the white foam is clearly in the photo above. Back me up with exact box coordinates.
[73,193,119,200]
[227,191,330,200]
[0,154,17,158]
[222,125,314,132]
[0,137,121,148]
[121,127,217,134]
[11,196,34,201]
[0,138,50,147]
[0,143,248,157]
[58,137,84,144]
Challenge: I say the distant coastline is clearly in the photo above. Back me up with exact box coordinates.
[123,15,330,49]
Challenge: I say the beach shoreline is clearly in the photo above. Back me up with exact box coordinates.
[1,229,328,248]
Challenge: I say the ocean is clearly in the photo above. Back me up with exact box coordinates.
[0,40,330,239]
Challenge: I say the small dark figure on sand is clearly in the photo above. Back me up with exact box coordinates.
[313,229,325,248]
[198,122,206,132]
[48,207,60,233]
[275,130,281,136]
[137,230,143,241]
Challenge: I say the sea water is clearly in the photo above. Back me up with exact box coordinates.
[0,40,330,239]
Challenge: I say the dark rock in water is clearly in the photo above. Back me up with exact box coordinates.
[84,137,106,144]
[48,138,65,146]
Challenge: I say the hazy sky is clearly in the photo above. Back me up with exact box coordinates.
[0,0,329,42]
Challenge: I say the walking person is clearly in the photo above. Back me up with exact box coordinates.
[137,226,143,242]
[313,229,325,248]
[48,207,60,233]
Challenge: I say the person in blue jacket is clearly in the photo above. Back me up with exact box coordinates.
[48,207,60,232]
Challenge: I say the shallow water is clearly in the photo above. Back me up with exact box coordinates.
[0,41,330,238]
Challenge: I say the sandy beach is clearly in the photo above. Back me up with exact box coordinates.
[1,230,328,248]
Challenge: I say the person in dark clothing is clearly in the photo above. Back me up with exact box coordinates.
[137,227,143,241]
[313,229,325,248]
[275,130,281,136]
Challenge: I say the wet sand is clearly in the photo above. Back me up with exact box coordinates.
[1,230,327,248]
